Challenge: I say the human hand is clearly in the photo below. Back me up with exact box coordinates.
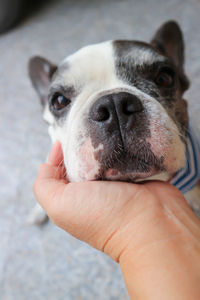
[33,141,199,259]
[34,142,200,299]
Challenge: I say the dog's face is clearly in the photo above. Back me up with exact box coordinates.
[29,21,189,182]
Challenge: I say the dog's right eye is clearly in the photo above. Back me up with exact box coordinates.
[155,68,174,88]
[51,93,71,111]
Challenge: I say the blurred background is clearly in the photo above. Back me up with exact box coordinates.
[0,0,200,299]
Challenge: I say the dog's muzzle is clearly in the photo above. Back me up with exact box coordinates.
[85,91,165,181]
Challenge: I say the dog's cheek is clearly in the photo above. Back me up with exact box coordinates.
[148,117,186,173]
[175,98,188,134]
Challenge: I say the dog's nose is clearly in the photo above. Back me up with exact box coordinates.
[89,92,143,130]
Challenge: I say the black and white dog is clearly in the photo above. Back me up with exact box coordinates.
[28,21,200,224]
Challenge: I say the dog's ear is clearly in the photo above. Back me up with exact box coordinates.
[151,20,185,69]
[151,20,189,91]
[28,56,57,106]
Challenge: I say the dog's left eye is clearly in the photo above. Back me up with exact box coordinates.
[52,94,71,110]
[155,69,174,88]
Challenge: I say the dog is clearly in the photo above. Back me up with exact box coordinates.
[28,20,200,224]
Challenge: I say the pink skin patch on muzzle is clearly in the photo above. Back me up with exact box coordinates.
[79,137,103,181]
[104,167,160,181]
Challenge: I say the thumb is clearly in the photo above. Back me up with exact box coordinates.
[48,141,64,167]
[33,142,68,213]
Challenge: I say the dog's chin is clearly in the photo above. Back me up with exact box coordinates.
[95,167,167,183]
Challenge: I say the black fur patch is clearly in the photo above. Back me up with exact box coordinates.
[113,40,189,136]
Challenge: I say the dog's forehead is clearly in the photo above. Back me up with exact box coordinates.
[54,41,116,87]
[53,40,165,87]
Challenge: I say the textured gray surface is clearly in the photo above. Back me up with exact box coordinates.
[0,0,200,299]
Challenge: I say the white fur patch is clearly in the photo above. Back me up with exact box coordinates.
[43,104,54,124]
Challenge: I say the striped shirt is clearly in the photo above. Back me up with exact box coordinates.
[170,126,200,194]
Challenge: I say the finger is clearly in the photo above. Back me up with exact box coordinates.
[48,141,69,180]
[34,163,67,211]
[48,141,64,167]
[37,163,64,180]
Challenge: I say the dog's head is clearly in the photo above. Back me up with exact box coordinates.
[29,21,189,182]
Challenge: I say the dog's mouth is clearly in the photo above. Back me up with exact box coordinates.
[77,136,170,183]
[94,150,166,182]
[96,167,161,182]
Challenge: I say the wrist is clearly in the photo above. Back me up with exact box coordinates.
[119,235,200,300]
[102,183,200,299]
[117,189,200,300]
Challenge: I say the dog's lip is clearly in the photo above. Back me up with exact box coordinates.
[97,167,159,182]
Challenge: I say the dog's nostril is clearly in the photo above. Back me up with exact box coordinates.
[91,106,110,122]
[123,102,135,115]
[97,106,110,121]
[122,98,143,115]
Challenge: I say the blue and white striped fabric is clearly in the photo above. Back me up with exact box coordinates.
[170,125,200,194]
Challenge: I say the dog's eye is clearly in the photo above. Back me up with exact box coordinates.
[52,94,71,110]
[155,69,174,88]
